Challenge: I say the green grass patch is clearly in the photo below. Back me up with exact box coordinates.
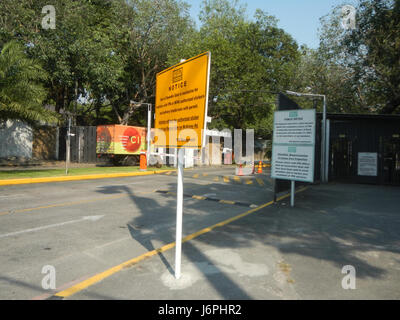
[0,166,173,180]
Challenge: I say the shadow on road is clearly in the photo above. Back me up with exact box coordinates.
[95,179,254,299]
[95,176,400,298]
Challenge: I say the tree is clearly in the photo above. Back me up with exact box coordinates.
[290,46,367,113]
[0,0,196,126]
[107,0,194,125]
[318,0,400,114]
[0,41,57,124]
[347,0,400,113]
[168,1,300,138]
[0,0,125,123]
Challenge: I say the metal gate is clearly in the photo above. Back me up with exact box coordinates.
[58,126,97,163]
[330,136,353,181]
[382,136,400,185]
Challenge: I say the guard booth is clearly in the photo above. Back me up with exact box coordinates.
[328,113,400,186]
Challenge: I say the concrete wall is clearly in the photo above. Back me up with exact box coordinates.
[0,120,33,159]
[32,126,58,160]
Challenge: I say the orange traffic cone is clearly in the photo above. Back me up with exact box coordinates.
[140,151,147,171]
[257,161,262,174]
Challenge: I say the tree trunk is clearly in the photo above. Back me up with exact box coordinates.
[121,101,143,125]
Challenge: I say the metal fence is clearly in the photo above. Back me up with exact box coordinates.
[58,126,97,163]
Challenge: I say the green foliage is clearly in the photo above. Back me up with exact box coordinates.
[110,0,194,125]
[318,0,400,114]
[2,0,396,131]
[290,46,366,114]
[0,41,58,124]
[168,1,300,138]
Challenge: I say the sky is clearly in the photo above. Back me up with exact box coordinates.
[187,0,352,49]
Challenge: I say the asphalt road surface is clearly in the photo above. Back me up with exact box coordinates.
[0,166,273,299]
[1,166,399,300]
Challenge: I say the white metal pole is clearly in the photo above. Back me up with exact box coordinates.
[290,180,295,207]
[175,148,184,279]
[65,118,71,175]
[325,119,330,183]
[174,148,178,168]
[78,128,81,164]
[147,104,152,167]
[321,95,327,183]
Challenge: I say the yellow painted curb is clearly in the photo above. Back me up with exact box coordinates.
[0,170,175,186]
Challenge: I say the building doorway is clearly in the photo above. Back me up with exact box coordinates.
[331,136,353,181]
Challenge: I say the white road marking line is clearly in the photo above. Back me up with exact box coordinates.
[0,215,105,239]
[0,194,25,199]
[95,182,143,188]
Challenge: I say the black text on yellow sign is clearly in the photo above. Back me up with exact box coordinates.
[154,52,211,149]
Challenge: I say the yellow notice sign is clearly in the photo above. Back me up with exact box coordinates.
[154,52,211,148]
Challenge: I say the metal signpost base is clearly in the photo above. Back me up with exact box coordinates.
[290,180,295,207]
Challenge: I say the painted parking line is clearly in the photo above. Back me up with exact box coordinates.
[50,186,308,299]
[95,181,143,188]
[0,194,25,199]
[184,174,269,188]
[256,178,265,186]
[156,190,259,208]
[0,189,159,217]
[0,175,269,217]
[233,176,241,182]
[0,169,175,186]
[0,194,128,217]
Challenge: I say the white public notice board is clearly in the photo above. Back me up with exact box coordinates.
[358,152,378,176]
[271,109,316,183]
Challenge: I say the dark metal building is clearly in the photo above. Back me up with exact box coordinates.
[273,93,400,200]
[327,113,400,186]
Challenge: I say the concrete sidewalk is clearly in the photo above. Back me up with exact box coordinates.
[58,183,400,300]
